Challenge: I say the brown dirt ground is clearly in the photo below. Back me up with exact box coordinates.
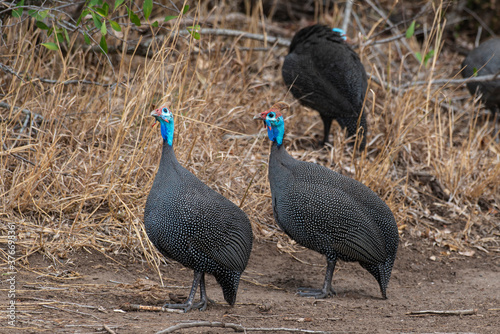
[4,235,500,334]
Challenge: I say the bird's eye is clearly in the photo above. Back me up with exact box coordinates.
[162,108,168,113]
[268,112,275,118]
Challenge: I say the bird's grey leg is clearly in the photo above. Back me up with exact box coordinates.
[163,271,202,312]
[190,273,216,311]
[297,259,336,298]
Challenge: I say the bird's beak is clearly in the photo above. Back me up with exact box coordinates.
[254,113,267,128]
[150,109,169,123]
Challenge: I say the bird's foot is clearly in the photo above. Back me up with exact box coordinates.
[297,286,336,299]
[163,299,208,312]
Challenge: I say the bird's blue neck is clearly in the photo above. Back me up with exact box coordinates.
[159,119,174,146]
[266,117,285,146]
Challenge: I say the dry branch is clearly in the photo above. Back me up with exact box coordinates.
[399,72,500,89]
[0,61,117,87]
[155,321,331,334]
[41,304,101,320]
[103,324,117,334]
[25,297,98,309]
[119,303,183,313]
[179,28,291,47]
[407,309,478,316]
[0,101,43,120]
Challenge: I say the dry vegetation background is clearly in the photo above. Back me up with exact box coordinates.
[1,0,499,283]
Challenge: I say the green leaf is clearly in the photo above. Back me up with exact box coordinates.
[102,3,109,16]
[110,20,121,31]
[424,49,435,65]
[151,21,159,27]
[187,25,201,40]
[12,0,25,18]
[92,12,103,29]
[63,27,70,43]
[47,27,54,37]
[182,5,189,14]
[95,7,107,17]
[39,10,49,19]
[83,32,91,45]
[406,20,415,39]
[56,32,64,43]
[472,67,478,77]
[415,52,422,63]
[127,7,141,26]
[114,0,126,11]
[28,9,42,21]
[99,35,108,54]
[35,20,50,30]
[77,9,89,25]
[143,0,153,20]
[101,20,107,36]
[89,0,103,7]
[41,42,59,50]
[164,15,177,22]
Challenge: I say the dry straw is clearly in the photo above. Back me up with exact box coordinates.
[1,1,499,276]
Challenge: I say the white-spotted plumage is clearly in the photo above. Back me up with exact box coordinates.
[145,106,253,312]
[257,102,398,299]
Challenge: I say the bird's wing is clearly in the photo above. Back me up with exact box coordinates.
[182,186,252,273]
[278,181,387,264]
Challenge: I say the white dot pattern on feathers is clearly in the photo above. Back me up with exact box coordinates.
[268,142,398,299]
[144,143,253,306]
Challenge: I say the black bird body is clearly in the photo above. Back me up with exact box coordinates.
[269,142,398,298]
[145,107,253,311]
[282,24,368,148]
[462,38,500,114]
[256,102,398,299]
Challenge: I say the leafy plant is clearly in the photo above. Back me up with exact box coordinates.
[10,0,195,54]
[405,20,416,39]
[415,49,435,66]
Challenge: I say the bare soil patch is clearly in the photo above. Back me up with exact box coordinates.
[5,237,499,334]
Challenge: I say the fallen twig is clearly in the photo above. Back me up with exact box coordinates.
[399,72,500,89]
[407,309,478,316]
[103,324,117,334]
[25,297,98,309]
[41,304,101,320]
[119,303,183,313]
[155,320,331,334]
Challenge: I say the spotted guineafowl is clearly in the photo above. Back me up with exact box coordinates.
[145,106,253,312]
[462,38,500,117]
[282,25,368,149]
[255,102,398,299]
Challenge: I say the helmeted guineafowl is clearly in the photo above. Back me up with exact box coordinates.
[462,38,500,116]
[282,24,368,149]
[145,106,253,312]
[255,102,398,299]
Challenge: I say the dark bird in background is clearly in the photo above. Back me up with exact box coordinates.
[282,24,368,149]
[462,38,500,122]
[255,102,398,299]
[145,106,253,312]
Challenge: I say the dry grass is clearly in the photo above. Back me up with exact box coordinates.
[1,0,499,275]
